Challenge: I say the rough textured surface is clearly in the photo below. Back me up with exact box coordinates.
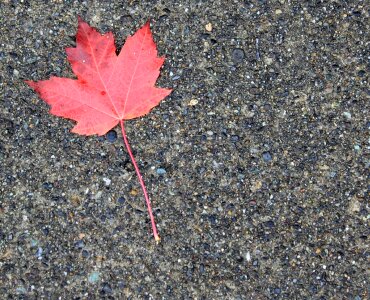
[0,1,369,299]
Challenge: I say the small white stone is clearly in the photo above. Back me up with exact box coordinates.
[343,111,352,120]
[94,191,103,200]
[188,99,198,106]
[205,23,212,32]
[264,57,273,65]
[103,178,111,186]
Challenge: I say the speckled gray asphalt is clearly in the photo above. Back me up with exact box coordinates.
[0,1,369,299]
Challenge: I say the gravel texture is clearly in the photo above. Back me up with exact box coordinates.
[0,1,369,299]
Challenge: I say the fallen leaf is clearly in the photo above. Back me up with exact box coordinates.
[26,18,172,242]
[26,17,172,136]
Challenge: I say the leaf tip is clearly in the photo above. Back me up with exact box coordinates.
[77,15,85,24]
[76,16,90,30]
[25,80,36,89]
[143,19,151,31]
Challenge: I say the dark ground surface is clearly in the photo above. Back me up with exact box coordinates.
[0,0,369,299]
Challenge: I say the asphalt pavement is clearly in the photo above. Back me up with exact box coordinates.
[0,1,368,299]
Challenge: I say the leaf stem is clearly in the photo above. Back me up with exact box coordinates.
[119,120,160,242]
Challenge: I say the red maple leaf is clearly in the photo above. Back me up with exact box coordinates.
[26,18,172,242]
